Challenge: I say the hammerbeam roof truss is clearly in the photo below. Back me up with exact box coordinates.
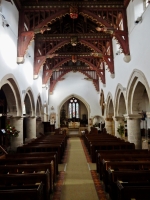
[13,0,130,93]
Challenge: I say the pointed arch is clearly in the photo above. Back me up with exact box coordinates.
[57,94,91,127]
[114,83,127,116]
[0,74,22,116]
[126,69,150,115]
[23,87,35,117]
[105,92,114,117]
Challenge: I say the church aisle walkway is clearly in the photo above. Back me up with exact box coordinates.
[52,135,108,200]
[60,137,99,200]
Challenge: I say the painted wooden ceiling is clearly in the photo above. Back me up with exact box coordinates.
[10,0,130,93]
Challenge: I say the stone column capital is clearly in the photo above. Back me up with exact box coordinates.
[124,114,141,120]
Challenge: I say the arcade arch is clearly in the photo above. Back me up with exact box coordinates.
[105,93,115,135]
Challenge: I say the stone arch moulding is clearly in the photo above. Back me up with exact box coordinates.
[0,74,22,117]
[126,69,150,115]
[57,94,91,127]
[100,89,105,116]
[105,92,114,118]
[36,94,42,118]
[23,87,35,117]
[114,83,127,116]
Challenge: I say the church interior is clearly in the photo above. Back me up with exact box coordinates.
[0,0,150,199]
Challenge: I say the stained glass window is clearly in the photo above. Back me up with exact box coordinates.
[68,98,79,119]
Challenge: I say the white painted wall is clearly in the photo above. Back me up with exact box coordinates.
[101,3,150,103]
[0,1,46,115]
[49,72,101,127]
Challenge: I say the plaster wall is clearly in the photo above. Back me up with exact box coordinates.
[49,72,101,127]
[0,1,46,113]
[101,4,150,102]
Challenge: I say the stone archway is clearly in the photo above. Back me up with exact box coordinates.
[57,94,90,135]
[100,89,105,116]
[105,93,115,135]
[0,74,23,150]
[126,69,150,149]
[114,84,127,138]
[23,88,36,140]
[36,95,44,137]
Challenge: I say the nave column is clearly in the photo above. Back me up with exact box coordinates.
[9,117,23,151]
[124,114,142,149]
[26,117,36,139]
[36,118,44,137]
[113,116,124,138]
[105,117,114,135]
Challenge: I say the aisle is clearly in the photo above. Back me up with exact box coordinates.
[60,137,99,200]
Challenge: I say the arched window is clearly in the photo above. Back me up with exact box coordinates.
[68,97,79,119]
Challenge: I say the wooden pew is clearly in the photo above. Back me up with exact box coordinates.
[0,162,54,193]
[116,180,150,200]
[101,160,150,192]
[97,152,150,179]
[17,144,62,163]
[90,142,135,163]
[5,152,59,175]
[108,169,150,200]
[96,149,149,174]
[0,156,57,183]
[0,182,44,200]
[0,171,49,200]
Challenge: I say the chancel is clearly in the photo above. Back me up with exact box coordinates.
[0,0,150,199]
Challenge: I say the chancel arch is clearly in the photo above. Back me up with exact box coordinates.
[58,94,90,129]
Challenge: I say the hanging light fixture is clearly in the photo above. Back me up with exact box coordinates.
[70,4,78,19]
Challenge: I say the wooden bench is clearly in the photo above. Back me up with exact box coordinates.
[90,142,135,163]
[116,180,150,200]
[108,169,150,200]
[0,155,57,183]
[0,171,50,200]
[102,160,150,192]
[97,153,150,179]
[96,149,149,174]
[5,152,59,175]
[0,182,44,200]
[17,144,62,163]
[0,162,54,193]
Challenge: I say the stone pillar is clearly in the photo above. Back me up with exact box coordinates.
[26,117,36,139]
[105,117,113,135]
[36,118,44,137]
[9,117,23,151]
[113,116,124,138]
[124,114,142,149]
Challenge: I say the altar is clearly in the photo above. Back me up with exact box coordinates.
[68,121,80,129]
